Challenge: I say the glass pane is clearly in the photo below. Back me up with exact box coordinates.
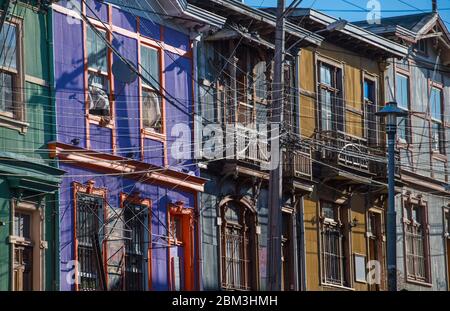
[430,87,442,121]
[225,203,240,223]
[254,61,267,100]
[87,27,108,72]
[142,89,162,131]
[140,45,159,87]
[397,117,407,140]
[0,71,13,113]
[14,213,31,238]
[321,89,332,131]
[431,121,441,151]
[88,72,110,116]
[396,74,409,110]
[364,80,374,101]
[322,202,335,220]
[0,23,17,70]
[320,64,332,85]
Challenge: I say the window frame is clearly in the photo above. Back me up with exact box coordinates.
[167,201,195,291]
[120,192,152,291]
[0,14,26,132]
[402,195,432,285]
[362,72,379,147]
[9,199,44,291]
[72,181,107,291]
[319,200,351,289]
[139,42,165,140]
[316,56,344,134]
[394,71,411,145]
[281,206,296,291]
[219,198,259,291]
[429,81,445,155]
[84,23,114,124]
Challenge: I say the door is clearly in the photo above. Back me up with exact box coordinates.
[168,205,194,291]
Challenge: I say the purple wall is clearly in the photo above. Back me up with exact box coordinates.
[58,164,195,291]
[53,4,199,291]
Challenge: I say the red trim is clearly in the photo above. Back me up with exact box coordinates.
[167,201,195,291]
[120,192,152,291]
[73,180,108,291]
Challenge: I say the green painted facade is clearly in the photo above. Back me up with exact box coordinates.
[0,0,63,291]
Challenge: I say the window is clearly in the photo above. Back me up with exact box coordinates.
[404,200,430,283]
[221,201,257,290]
[87,27,110,118]
[0,19,23,121]
[414,39,427,54]
[395,74,410,143]
[10,200,44,291]
[281,209,295,291]
[141,45,162,133]
[430,86,444,153]
[169,215,183,243]
[320,201,349,287]
[12,212,32,291]
[318,62,343,132]
[123,202,149,291]
[364,79,377,146]
[75,191,105,291]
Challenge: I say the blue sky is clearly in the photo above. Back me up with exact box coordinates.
[245,0,450,26]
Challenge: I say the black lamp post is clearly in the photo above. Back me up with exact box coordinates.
[375,102,407,291]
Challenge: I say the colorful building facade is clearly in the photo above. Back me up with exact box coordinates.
[0,0,64,291]
[49,0,223,290]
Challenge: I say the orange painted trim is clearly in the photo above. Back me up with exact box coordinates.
[72,180,108,291]
[160,25,168,167]
[82,2,90,150]
[167,202,195,291]
[120,192,152,290]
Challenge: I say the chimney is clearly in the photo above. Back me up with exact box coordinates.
[432,0,437,13]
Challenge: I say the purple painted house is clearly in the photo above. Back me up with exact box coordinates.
[48,0,224,291]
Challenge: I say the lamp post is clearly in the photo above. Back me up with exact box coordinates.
[375,102,407,291]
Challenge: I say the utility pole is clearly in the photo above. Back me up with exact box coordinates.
[267,0,285,291]
[376,102,407,291]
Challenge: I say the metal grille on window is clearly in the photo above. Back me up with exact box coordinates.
[124,203,147,291]
[221,202,253,290]
[76,194,103,291]
[321,202,346,286]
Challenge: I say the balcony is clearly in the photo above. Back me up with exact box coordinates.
[283,145,313,181]
[315,131,373,173]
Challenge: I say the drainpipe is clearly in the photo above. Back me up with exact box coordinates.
[46,6,59,291]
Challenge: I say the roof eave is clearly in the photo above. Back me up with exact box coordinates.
[293,9,408,58]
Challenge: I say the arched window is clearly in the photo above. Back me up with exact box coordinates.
[220,200,257,290]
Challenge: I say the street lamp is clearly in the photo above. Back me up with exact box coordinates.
[375,101,407,291]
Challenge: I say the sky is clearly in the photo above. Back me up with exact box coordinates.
[244,0,450,27]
